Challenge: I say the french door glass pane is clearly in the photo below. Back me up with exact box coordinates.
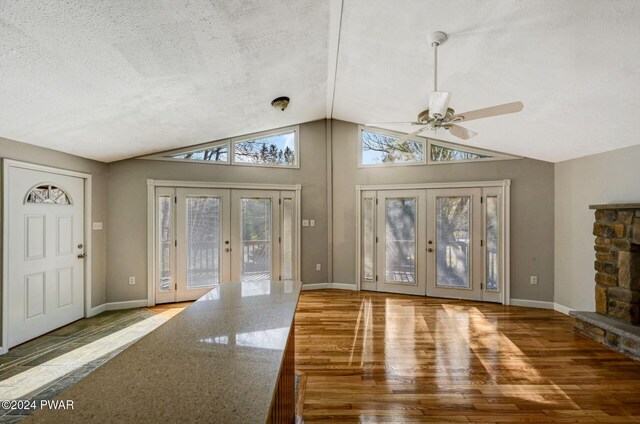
[362,198,375,281]
[241,198,271,281]
[385,198,416,284]
[282,198,293,280]
[187,197,220,289]
[436,196,471,288]
[486,196,499,291]
[158,196,172,292]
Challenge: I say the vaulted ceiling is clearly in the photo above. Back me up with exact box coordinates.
[1,0,639,163]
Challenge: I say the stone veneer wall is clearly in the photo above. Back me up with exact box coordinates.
[592,206,640,323]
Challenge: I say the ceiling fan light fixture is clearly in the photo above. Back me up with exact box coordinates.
[428,91,451,119]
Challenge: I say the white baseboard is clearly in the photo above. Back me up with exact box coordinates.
[509,298,555,310]
[331,283,357,291]
[105,299,149,311]
[302,283,357,291]
[87,299,149,316]
[87,304,106,317]
[553,302,574,316]
[302,283,331,291]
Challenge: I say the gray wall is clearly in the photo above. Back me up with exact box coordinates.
[0,136,109,312]
[331,120,556,302]
[555,144,640,311]
[105,120,328,302]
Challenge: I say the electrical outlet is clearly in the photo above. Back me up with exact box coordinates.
[92,222,103,230]
[302,219,309,227]
[129,276,136,285]
[530,276,538,285]
[316,264,321,271]
[310,219,315,227]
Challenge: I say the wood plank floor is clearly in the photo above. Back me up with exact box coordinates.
[295,290,640,423]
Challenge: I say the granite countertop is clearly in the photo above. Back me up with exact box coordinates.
[26,280,301,424]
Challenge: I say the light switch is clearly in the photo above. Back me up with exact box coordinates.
[92,222,103,230]
[302,219,309,227]
[310,219,315,227]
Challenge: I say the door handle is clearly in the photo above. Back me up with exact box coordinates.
[77,253,87,259]
[427,248,433,253]
[225,248,231,253]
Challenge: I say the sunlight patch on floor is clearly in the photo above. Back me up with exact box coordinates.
[0,307,184,400]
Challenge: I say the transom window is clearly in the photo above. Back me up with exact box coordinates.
[427,140,520,165]
[359,127,425,167]
[26,184,71,205]
[141,126,299,168]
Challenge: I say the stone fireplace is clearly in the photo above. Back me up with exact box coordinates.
[571,203,640,360]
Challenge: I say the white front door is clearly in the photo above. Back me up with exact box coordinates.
[7,166,85,348]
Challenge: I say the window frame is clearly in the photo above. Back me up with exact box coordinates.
[427,139,521,165]
[358,125,427,168]
[231,126,300,169]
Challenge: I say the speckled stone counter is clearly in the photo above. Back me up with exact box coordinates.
[25,280,301,423]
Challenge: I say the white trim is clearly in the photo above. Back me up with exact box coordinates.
[503,180,511,305]
[301,283,356,291]
[149,180,302,191]
[2,159,93,354]
[302,283,331,291]
[331,283,357,291]
[358,180,509,191]
[87,304,107,317]
[146,180,302,307]
[326,120,334,285]
[358,126,427,168]
[104,300,149,311]
[427,139,522,165]
[354,180,511,304]
[553,302,574,316]
[509,299,555,310]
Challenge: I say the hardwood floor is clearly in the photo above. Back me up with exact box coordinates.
[295,290,640,423]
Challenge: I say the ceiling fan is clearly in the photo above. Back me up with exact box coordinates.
[366,31,524,141]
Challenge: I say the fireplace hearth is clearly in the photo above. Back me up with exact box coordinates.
[571,203,640,360]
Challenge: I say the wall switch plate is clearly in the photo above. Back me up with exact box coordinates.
[129,276,136,285]
[92,222,103,230]
[530,276,538,285]
[310,219,315,227]
[316,264,321,271]
[302,219,309,227]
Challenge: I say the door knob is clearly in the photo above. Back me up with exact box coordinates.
[428,240,433,245]
[225,248,230,252]
[77,253,87,259]
[225,240,230,245]
[427,248,433,253]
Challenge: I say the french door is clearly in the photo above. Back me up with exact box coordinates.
[155,187,297,304]
[360,186,504,303]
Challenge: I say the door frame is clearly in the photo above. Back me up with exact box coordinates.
[2,159,93,354]
[146,180,301,306]
[355,180,511,305]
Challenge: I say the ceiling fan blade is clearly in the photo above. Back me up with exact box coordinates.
[364,121,421,126]
[398,125,429,142]
[446,124,478,140]
[451,101,524,123]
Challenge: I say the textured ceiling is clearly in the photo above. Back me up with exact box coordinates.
[334,0,640,162]
[0,0,639,163]
[0,0,329,162]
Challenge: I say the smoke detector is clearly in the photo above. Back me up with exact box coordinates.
[271,96,290,111]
